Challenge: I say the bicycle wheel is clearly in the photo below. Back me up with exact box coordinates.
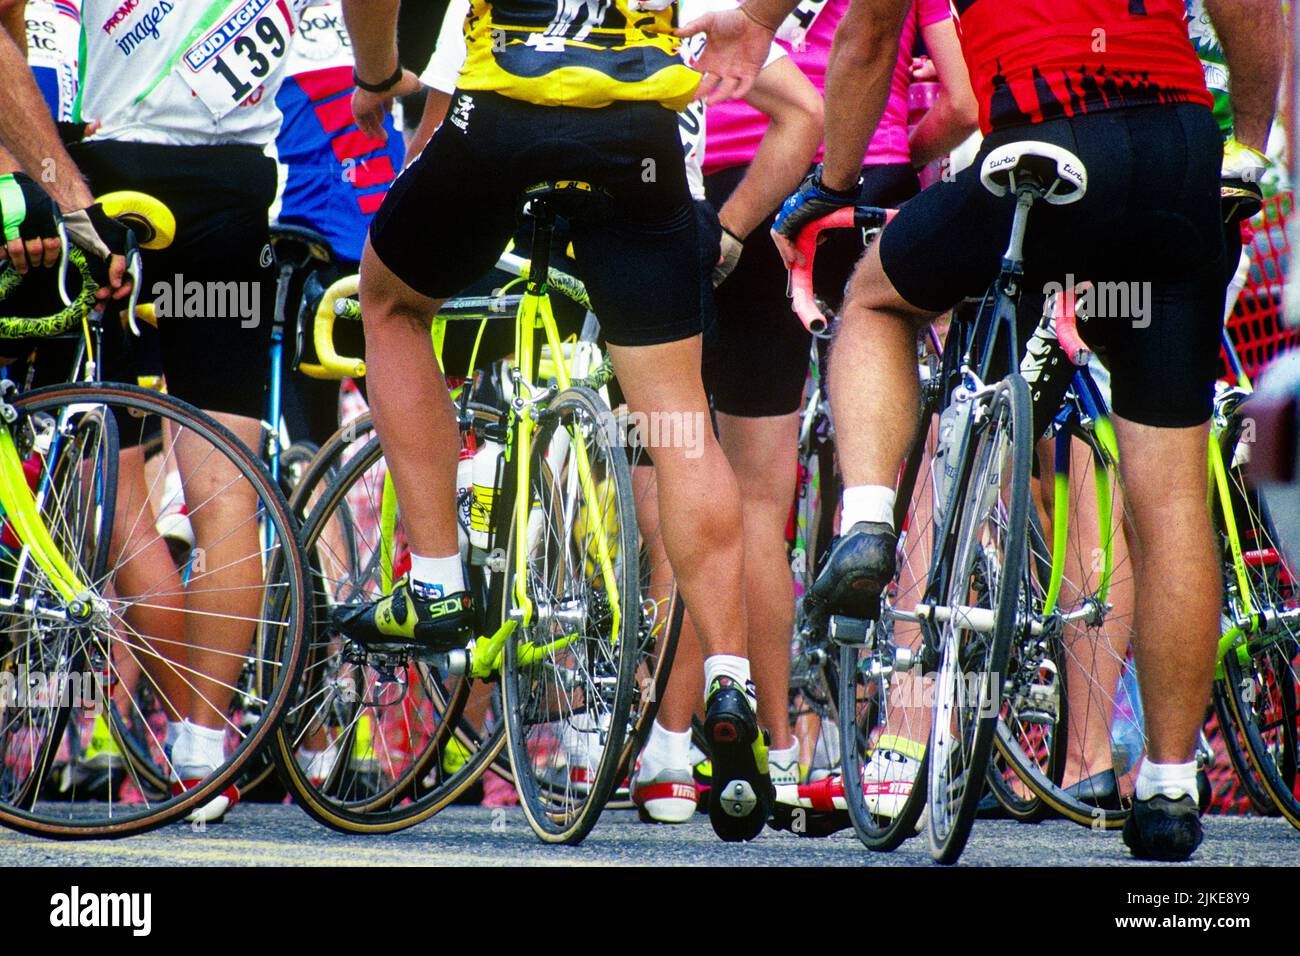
[838,386,937,851]
[926,373,1032,864]
[1212,678,1279,816]
[276,440,320,498]
[501,386,640,844]
[987,514,1067,822]
[288,414,375,523]
[0,383,307,838]
[789,362,845,788]
[0,403,117,810]
[273,417,501,833]
[1214,405,1300,828]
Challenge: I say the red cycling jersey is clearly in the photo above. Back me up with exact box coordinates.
[954,0,1213,133]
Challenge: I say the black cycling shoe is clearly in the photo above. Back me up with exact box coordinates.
[331,580,474,656]
[1065,768,1120,811]
[703,676,772,842]
[1122,795,1203,862]
[804,521,897,622]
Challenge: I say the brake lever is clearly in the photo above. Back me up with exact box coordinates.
[56,219,73,308]
[125,236,143,337]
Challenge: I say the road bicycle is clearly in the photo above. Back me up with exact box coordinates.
[788,144,1086,863]
[0,196,309,837]
[274,181,679,843]
[763,215,945,846]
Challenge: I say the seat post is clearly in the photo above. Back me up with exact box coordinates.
[527,198,555,297]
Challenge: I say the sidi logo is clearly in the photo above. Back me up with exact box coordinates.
[50,886,152,937]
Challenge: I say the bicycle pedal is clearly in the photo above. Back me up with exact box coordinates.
[829,615,874,647]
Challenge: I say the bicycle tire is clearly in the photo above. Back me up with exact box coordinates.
[0,382,308,838]
[501,386,640,844]
[926,373,1032,864]
[272,423,498,833]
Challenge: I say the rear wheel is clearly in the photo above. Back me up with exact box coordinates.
[272,411,501,833]
[992,415,1139,829]
[1212,391,1300,829]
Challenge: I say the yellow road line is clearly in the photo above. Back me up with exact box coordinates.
[0,834,606,867]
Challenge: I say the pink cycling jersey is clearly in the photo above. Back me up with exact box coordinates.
[703,0,952,174]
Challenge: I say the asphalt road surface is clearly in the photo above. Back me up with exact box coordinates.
[1,805,1297,867]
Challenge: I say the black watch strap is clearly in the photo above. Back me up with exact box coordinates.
[353,62,403,94]
[812,164,862,201]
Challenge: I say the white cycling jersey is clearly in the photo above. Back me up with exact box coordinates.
[76,0,312,147]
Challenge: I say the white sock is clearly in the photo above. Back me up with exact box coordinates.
[1135,760,1199,802]
[409,553,465,598]
[172,720,226,778]
[165,720,184,752]
[704,654,751,693]
[841,485,897,532]
[769,740,799,768]
[637,721,692,780]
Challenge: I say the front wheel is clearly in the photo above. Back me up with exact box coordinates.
[0,383,308,838]
[501,387,640,844]
[926,374,1032,864]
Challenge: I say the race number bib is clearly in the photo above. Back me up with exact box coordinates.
[179,0,296,118]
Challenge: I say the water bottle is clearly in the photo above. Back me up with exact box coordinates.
[470,440,502,554]
[932,394,972,527]
[455,447,474,562]
[1111,667,1146,776]
[1019,309,1060,394]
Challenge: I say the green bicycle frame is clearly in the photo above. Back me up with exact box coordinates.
[367,255,622,679]
[1042,372,1120,618]
[506,258,623,636]
[0,425,89,604]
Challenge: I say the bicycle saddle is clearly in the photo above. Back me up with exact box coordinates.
[979,141,1087,205]
[521,180,613,223]
[270,222,336,273]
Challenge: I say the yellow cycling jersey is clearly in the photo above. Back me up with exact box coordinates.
[458,0,701,110]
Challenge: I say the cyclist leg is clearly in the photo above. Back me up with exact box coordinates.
[572,104,768,837]
[1103,270,1225,772]
[330,94,516,651]
[355,242,455,559]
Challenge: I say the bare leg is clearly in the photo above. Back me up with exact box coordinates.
[174,413,263,729]
[109,445,187,721]
[357,239,456,557]
[717,411,799,750]
[1112,417,1219,765]
[630,465,702,732]
[607,338,747,661]
[1054,435,1134,788]
[829,240,933,490]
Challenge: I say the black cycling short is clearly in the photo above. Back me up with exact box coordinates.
[71,140,276,421]
[703,163,920,418]
[370,90,703,348]
[880,103,1226,428]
